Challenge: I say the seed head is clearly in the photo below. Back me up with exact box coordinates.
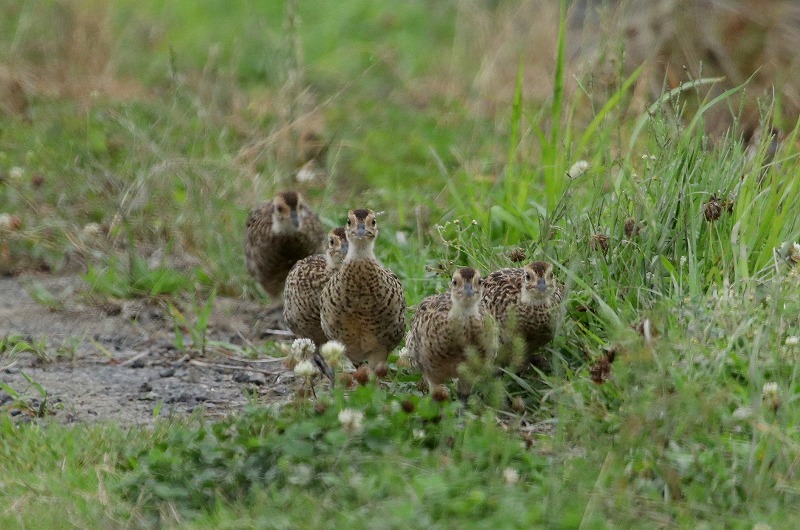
[319,340,345,367]
[623,218,640,238]
[353,365,370,386]
[703,196,723,222]
[431,386,450,402]
[567,160,589,179]
[294,359,318,378]
[82,222,103,238]
[291,338,315,360]
[338,408,365,435]
[762,382,780,412]
[507,247,526,263]
[590,234,609,254]
[789,243,800,264]
[503,467,521,485]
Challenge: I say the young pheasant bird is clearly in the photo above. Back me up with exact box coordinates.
[320,209,406,372]
[405,267,498,398]
[482,261,564,370]
[244,191,327,300]
[283,227,348,346]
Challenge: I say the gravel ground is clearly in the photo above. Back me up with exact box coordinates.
[0,273,298,425]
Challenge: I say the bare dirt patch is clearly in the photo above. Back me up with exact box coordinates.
[0,273,296,425]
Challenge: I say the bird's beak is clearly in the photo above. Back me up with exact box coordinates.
[355,222,366,237]
[290,210,300,228]
[340,241,349,255]
[463,283,475,298]
[536,278,547,292]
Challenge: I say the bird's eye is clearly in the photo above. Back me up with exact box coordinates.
[478,278,484,286]
[371,219,377,227]
[329,238,334,245]
[452,279,458,286]
[524,273,531,281]
[346,219,351,226]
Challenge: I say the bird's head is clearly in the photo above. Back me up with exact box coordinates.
[345,208,378,243]
[271,191,302,233]
[325,227,349,269]
[521,261,558,304]
[450,267,483,310]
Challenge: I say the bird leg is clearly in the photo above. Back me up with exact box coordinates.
[312,349,335,388]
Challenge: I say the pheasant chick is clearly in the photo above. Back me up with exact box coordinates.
[244,190,326,299]
[406,267,498,398]
[283,227,348,346]
[320,209,406,372]
[482,261,563,370]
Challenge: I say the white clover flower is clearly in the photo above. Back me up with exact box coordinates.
[789,243,800,264]
[320,340,345,366]
[9,167,24,180]
[567,160,589,179]
[412,429,426,440]
[762,382,779,400]
[785,336,799,346]
[277,341,293,355]
[395,231,408,246]
[82,222,102,237]
[294,359,318,378]
[295,163,318,183]
[762,382,780,411]
[731,406,752,422]
[338,408,365,435]
[0,213,13,230]
[503,467,520,485]
[291,338,315,360]
[389,401,401,414]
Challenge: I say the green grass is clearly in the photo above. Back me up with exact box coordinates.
[2,0,800,528]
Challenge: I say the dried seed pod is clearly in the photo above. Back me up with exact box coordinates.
[590,234,609,253]
[589,357,611,384]
[431,386,450,402]
[624,218,641,238]
[353,365,371,386]
[400,399,415,413]
[703,195,723,222]
[507,247,526,263]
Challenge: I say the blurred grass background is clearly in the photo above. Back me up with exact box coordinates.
[2,0,798,295]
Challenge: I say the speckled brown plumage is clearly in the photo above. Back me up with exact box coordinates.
[283,227,348,345]
[406,268,498,396]
[244,191,326,299]
[482,261,564,369]
[320,209,406,370]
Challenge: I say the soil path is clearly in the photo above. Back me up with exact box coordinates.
[0,274,295,425]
